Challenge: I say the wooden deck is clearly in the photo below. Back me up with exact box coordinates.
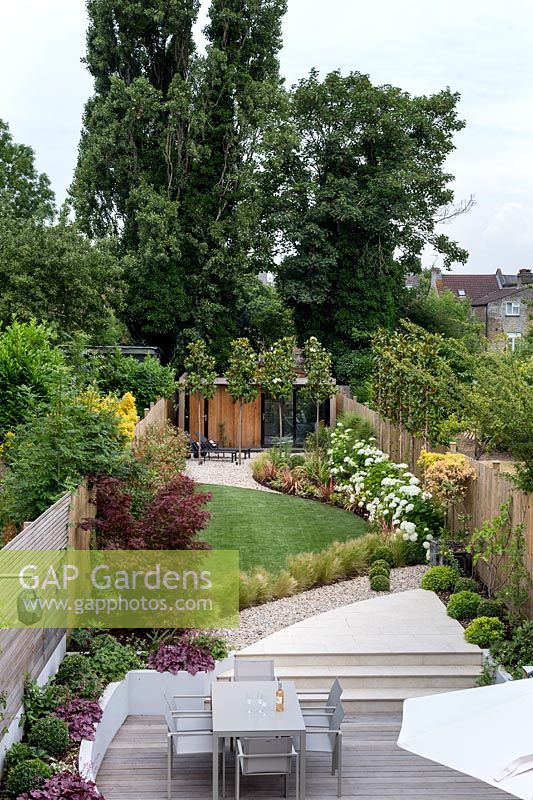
[96,714,508,799]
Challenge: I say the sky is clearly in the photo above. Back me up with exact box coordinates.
[1,0,533,275]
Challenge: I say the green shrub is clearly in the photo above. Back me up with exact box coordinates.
[370,573,390,592]
[193,634,230,662]
[369,559,391,574]
[491,620,533,679]
[477,598,507,621]
[421,566,459,592]
[3,742,46,773]
[464,617,506,648]
[338,411,375,442]
[403,540,427,565]
[289,454,306,469]
[22,680,70,728]
[90,640,144,683]
[369,566,390,581]
[28,716,69,758]
[5,758,52,798]
[0,319,68,440]
[454,577,479,593]
[92,351,176,412]
[370,547,395,567]
[55,654,102,699]
[447,591,481,621]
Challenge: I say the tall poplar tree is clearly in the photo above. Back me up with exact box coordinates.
[71,0,287,363]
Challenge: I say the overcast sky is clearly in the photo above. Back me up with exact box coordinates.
[1,0,532,274]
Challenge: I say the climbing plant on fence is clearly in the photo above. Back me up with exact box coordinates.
[371,321,463,446]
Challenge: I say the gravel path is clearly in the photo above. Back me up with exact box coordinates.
[221,565,428,651]
[185,453,275,491]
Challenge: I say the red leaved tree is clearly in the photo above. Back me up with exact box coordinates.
[84,474,212,551]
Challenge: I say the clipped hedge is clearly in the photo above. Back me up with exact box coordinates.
[370,573,390,592]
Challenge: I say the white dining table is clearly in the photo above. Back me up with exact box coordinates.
[211,680,306,800]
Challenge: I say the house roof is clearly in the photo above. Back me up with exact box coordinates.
[437,274,500,300]
[471,286,529,307]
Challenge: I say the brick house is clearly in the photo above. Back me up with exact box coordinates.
[430,267,533,351]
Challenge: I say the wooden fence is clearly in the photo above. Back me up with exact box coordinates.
[133,396,174,442]
[337,393,533,613]
[0,395,173,741]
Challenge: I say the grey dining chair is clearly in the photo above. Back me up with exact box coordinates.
[234,658,276,682]
[166,690,211,713]
[299,700,344,797]
[164,696,225,800]
[299,678,343,728]
[235,736,299,800]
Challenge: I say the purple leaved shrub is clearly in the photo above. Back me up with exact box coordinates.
[147,642,215,675]
[53,699,103,742]
[17,771,103,799]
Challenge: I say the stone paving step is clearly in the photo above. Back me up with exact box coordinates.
[235,650,483,666]
[219,663,482,690]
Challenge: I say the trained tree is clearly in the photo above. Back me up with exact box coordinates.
[226,338,258,465]
[259,336,296,448]
[301,337,335,445]
[183,339,217,463]
[273,70,468,380]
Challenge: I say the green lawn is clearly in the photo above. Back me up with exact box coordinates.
[199,484,368,573]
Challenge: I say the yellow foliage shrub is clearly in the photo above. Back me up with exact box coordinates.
[78,388,139,441]
[418,450,476,505]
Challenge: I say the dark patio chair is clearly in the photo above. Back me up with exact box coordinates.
[196,433,238,462]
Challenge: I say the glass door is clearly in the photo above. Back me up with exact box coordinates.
[262,394,294,447]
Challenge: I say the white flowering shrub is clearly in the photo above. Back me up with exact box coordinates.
[328,422,442,557]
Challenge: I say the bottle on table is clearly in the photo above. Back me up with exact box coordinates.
[275,680,285,712]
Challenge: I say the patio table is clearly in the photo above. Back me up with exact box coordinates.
[211,680,306,800]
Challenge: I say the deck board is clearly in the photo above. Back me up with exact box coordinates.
[96,714,508,799]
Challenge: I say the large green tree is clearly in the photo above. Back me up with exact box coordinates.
[0,118,124,341]
[0,214,124,342]
[0,119,55,222]
[71,0,287,363]
[273,70,467,379]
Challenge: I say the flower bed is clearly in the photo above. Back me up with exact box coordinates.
[0,632,230,799]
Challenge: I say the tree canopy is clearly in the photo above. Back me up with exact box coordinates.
[273,70,467,375]
[71,0,287,363]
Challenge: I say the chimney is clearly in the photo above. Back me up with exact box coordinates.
[517,268,533,287]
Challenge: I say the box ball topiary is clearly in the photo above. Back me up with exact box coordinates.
[420,566,459,592]
[370,574,390,592]
[447,591,482,621]
[476,598,507,621]
[454,577,479,594]
[370,547,395,567]
[28,715,70,758]
[464,616,506,649]
[369,559,391,574]
[54,653,103,699]
[369,564,390,580]
[5,758,52,798]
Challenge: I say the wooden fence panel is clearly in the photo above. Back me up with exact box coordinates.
[337,394,533,614]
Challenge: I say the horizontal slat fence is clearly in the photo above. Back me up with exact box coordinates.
[337,393,533,614]
[0,396,174,742]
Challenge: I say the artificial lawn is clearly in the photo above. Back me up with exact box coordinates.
[199,484,368,573]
